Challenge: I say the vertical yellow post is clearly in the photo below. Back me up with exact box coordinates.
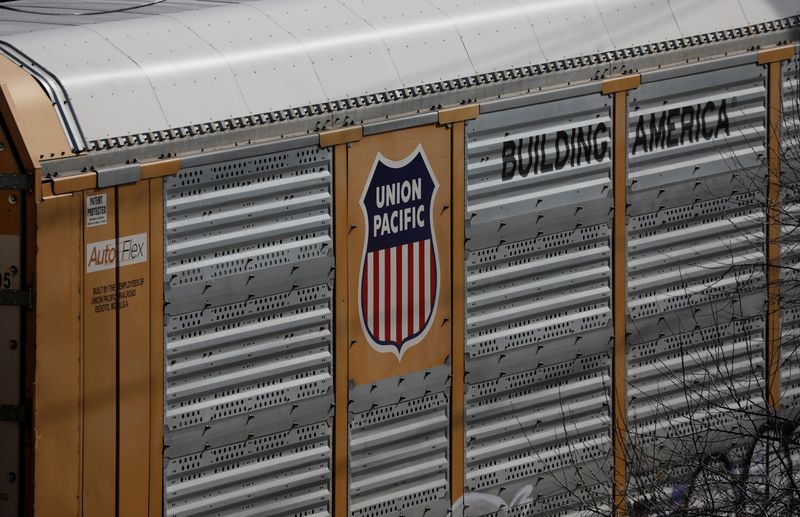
[602,74,640,517]
[148,177,165,517]
[325,131,355,517]
[758,46,796,411]
[450,121,467,507]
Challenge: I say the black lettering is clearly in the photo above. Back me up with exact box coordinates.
[569,128,576,167]
[715,98,730,138]
[577,125,592,165]
[533,134,541,174]
[666,108,680,147]
[594,123,608,162]
[632,116,647,155]
[650,112,667,151]
[541,134,553,173]
[518,137,533,177]
[694,103,702,142]
[502,140,516,181]
[680,106,695,145]
[555,130,570,170]
[701,101,714,139]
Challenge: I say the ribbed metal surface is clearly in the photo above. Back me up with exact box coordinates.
[782,56,800,415]
[164,146,333,315]
[626,63,768,503]
[628,64,767,216]
[164,143,333,514]
[165,422,332,517]
[465,93,612,250]
[463,94,613,514]
[627,318,764,503]
[464,356,612,515]
[349,391,450,517]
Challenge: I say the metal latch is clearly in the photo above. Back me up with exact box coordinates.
[0,404,28,422]
[0,289,32,308]
[0,174,30,191]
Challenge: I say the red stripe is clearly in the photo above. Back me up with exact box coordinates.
[361,255,367,326]
[384,248,391,343]
[429,243,435,320]
[372,251,379,341]
[396,246,402,344]
[419,241,425,330]
[407,243,413,338]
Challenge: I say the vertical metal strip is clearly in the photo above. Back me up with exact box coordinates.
[34,193,82,517]
[767,60,782,411]
[333,143,349,517]
[148,178,164,517]
[612,90,629,517]
[450,121,466,508]
[116,181,151,517]
[82,187,118,517]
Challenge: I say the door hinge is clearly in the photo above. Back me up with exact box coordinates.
[0,404,28,422]
[0,174,30,191]
[0,289,32,308]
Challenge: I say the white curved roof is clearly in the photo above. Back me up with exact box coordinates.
[0,0,798,149]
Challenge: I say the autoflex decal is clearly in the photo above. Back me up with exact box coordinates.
[86,233,148,273]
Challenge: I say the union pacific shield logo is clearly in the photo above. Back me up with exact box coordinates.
[359,145,439,358]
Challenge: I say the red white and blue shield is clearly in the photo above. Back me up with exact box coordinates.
[359,146,440,358]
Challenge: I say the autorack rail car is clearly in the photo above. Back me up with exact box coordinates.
[0,0,799,516]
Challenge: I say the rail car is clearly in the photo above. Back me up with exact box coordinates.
[0,0,799,516]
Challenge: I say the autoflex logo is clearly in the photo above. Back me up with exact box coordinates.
[86,233,148,273]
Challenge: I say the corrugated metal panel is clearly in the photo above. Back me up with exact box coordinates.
[627,318,764,503]
[463,93,613,514]
[164,146,333,315]
[782,55,800,414]
[163,142,334,514]
[165,422,331,517]
[626,63,768,504]
[464,356,612,515]
[627,64,767,217]
[349,390,450,517]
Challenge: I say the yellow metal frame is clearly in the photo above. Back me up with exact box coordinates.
[758,45,796,411]
[603,73,641,517]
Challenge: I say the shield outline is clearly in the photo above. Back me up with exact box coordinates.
[357,144,441,359]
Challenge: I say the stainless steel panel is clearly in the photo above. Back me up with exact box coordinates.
[88,15,250,129]
[466,93,613,250]
[626,63,768,507]
[165,421,331,517]
[164,146,333,315]
[667,0,749,36]
[627,192,766,345]
[171,3,327,113]
[464,223,612,384]
[2,0,800,150]
[164,142,334,515]
[428,0,545,72]
[253,0,401,101]
[628,64,768,216]
[520,1,613,61]
[463,94,613,515]
[343,0,475,87]
[464,352,612,515]
[782,56,800,414]
[349,391,450,517]
[596,0,680,49]
[627,318,765,503]
[783,55,800,188]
